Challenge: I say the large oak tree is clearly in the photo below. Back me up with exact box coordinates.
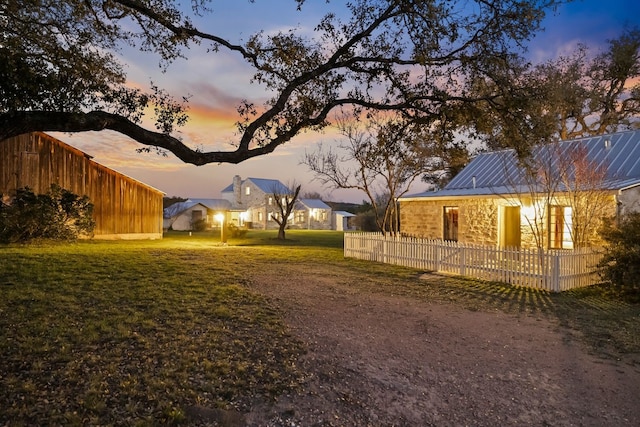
[527,28,640,140]
[1,0,561,165]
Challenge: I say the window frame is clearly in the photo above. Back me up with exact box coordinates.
[443,206,459,242]
[549,205,573,249]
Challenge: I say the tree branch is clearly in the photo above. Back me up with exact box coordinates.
[0,111,280,165]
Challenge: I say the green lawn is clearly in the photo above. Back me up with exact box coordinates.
[1,230,638,424]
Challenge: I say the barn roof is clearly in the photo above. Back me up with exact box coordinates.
[44,132,165,195]
[402,130,640,200]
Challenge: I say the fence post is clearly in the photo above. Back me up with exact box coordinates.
[382,235,388,264]
[551,253,560,292]
[460,246,466,276]
[343,232,348,258]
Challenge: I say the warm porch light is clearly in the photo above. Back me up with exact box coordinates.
[214,213,226,243]
[308,209,315,229]
[239,211,248,225]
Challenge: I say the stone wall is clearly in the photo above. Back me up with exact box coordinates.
[620,186,640,215]
[399,197,499,245]
[459,198,499,246]
[400,194,618,249]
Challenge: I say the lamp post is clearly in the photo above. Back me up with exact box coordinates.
[214,213,226,244]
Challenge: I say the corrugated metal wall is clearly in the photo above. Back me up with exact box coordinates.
[0,133,163,239]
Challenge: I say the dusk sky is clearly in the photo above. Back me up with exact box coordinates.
[51,0,640,203]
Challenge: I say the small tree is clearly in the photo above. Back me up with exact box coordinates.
[557,142,613,248]
[499,140,612,249]
[498,147,559,250]
[270,182,301,240]
[0,185,95,243]
[598,212,640,299]
[304,113,436,236]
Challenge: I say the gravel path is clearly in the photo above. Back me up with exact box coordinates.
[243,267,640,427]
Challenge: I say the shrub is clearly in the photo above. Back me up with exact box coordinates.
[228,223,247,238]
[353,210,378,231]
[191,218,207,231]
[598,213,640,299]
[0,185,95,243]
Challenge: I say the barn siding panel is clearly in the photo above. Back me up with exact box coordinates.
[0,133,163,239]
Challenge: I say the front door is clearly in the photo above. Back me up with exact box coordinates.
[500,206,521,248]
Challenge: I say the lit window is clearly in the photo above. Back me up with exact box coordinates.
[268,196,273,205]
[549,205,573,249]
[245,186,250,195]
[258,211,263,221]
[443,207,459,241]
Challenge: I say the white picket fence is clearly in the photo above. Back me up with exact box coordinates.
[344,232,603,292]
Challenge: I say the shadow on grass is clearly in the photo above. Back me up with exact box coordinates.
[163,229,346,248]
[411,273,640,362]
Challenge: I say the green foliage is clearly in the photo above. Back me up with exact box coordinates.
[191,218,207,231]
[162,196,187,209]
[507,27,640,144]
[354,209,379,232]
[227,223,248,238]
[598,213,640,299]
[1,0,564,164]
[0,185,95,243]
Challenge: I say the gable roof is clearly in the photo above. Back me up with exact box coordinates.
[402,130,640,199]
[334,210,356,217]
[163,201,205,219]
[296,198,331,210]
[187,198,232,210]
[221,177,292,194]
[163,198,231,218]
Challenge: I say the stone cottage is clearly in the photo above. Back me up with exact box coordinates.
[399,130,640,249]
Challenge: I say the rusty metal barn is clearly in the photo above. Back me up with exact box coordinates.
[0,132,164,239]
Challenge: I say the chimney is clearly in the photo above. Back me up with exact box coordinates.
[233,175,242,206]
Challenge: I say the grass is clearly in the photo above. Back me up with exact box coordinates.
[1,229,639,424]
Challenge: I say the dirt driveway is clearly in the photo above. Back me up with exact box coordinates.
[241,265,640,427]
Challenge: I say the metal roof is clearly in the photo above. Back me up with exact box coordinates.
[402,130,640,199]
[187,198,232,210]
[296,198,331,210]
[333,210,356,217]
[163,199,231,218]
[221,177,292,195]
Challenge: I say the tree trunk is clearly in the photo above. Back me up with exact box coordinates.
[277,224,286,240]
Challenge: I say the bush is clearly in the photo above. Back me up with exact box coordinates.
[598,213,640,299]
[191,218,207,231]
[227,223,247,238]
[353,210,378,231]
[0,185,95,243]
